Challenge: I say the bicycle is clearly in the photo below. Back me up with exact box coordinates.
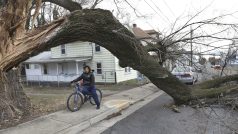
[67,83,102,112]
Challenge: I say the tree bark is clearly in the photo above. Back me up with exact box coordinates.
[195,74,238,89]
[0,70,30,122]
[0,0,31,121]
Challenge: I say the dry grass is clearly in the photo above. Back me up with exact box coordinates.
[23,87,71,115]
[23,79,145,114]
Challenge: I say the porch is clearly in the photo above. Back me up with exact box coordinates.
[24,52,92,82]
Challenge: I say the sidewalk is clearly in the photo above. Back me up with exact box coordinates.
[0,84,161,134]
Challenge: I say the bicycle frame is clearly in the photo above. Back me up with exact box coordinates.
[74,83,92,101]
[74,83,82,93]
[67,83,102,112]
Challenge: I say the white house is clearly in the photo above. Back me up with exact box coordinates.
[131,24,175,71]
[24,41,138,84]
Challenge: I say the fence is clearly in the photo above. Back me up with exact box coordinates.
[20,70,148,87]
[21,71,114,87]
[21,70,143,87]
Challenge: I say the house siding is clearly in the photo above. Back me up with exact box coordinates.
[25,42,138,84]
[90,44,116,83]
[114,57,138,83]
[51,41,93,58]
[25,64,42,76]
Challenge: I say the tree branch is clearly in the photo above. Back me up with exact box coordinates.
[43,0,82,12]
[90,0,103,9]
[0,9,192,104]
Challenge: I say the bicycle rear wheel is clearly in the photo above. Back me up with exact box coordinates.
[90,88,102,105]
[67,92,83,112]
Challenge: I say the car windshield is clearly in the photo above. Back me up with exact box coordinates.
[173,67,190,72]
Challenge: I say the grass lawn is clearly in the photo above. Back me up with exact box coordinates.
[23,79,147,114]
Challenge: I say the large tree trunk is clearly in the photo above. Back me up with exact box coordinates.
[0,1,236,122]
[0,8,191,107]
[0,0,65,119]
[41,9,192,104]
[0,70,30,122]
[0,0,32,122]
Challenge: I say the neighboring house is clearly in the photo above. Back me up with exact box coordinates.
[131,24,159,57]
[24,41,137,84]
[131,24,178,71]
[131,24,158,45]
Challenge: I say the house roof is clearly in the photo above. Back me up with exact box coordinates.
[24,51,91,63]
[131,24,159,40]
[144,29,158,35]
[131,24,152,39]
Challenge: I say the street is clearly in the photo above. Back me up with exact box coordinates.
[102,94,238,134]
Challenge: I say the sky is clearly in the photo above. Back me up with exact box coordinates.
[96,0,238,55]
[98,0,238,31]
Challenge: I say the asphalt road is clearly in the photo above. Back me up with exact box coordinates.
[101,94,238,134]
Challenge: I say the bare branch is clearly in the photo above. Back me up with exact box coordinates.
[90,0,103,9]
[43,0,82,11]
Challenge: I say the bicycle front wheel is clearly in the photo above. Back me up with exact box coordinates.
[67,92,83,112]
[90,88,102,105]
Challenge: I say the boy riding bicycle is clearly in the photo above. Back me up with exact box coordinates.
[71,66,100,110]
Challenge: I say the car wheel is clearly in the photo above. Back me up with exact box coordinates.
[189,78,195,85]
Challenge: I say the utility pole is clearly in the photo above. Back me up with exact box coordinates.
[190,26,193,67]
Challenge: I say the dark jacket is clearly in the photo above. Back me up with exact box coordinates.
[72,72,95,86]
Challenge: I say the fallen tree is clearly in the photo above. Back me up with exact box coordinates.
[0,0,237,122]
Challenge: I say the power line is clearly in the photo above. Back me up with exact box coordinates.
[123,0,157,29]
[161,0,176,17]
[145,0,171,24]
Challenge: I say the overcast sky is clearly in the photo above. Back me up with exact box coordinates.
[96,0,238,55]
[98,0,238,31]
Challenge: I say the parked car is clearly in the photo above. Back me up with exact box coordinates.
[172,66,198,85]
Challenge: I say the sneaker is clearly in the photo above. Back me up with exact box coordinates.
[74,107,78,111]
[96,106,100,110]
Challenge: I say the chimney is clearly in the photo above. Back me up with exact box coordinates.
[133,24,137,28]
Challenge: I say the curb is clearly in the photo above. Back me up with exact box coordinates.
[56,103,129,134]
[57,90,161,134]
[56,87,160,134]
[0,84,160,134]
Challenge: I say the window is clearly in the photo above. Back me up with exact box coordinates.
[96,63,102,74]
[95,44,101,52]
[61,44,66,54]
[34,64,40,69]
[125,67,131,73]
[43,64,48,74]
[25,64,30,69]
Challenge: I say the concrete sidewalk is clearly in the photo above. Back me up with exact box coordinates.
[0,84,161,134]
